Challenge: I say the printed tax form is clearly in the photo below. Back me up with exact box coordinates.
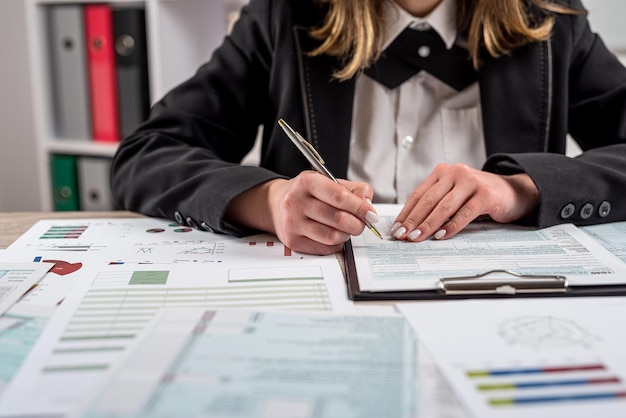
[350,204,626,293]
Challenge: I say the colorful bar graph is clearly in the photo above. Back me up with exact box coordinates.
[467,364,606,377]
[490,391,626,406]
[467,363,626,408]
[478,376,621,391]
[40,225,88,240]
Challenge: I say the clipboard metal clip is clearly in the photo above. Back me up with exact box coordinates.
[439,269,568,295]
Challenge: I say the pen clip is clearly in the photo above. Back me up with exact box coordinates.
[278,118,336,181]
[295,131,325,165]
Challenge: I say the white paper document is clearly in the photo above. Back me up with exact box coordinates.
[352,205,626,291]
[76,308,416,418]
[0,250,95,312]
[0,262,53,316]
[0,249,111,398]
[7,217,237,252]
[397,297,626,418]
[0,252,352,417]
[0,218,352,415]
[0,226,323,311]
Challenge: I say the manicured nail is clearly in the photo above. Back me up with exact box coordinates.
[365,211,379,223]
[393,227,406,239]
[390,222,402,234]
[434,229,446,240]
[364,198,373,205]
[407,229,422,241]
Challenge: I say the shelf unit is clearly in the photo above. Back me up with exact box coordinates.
[14,0,246,211]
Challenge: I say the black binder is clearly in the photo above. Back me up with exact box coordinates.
[112,5,151,139]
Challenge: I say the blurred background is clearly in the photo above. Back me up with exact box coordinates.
[0,0,624,212]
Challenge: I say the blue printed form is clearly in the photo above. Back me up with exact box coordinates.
[79,308,417,418]
[0,314,49,394]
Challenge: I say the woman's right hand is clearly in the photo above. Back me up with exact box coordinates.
[226,171,378,255]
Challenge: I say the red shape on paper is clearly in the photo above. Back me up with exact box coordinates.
[43,260,83,276]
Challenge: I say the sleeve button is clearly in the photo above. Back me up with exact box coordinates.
[580,203,594,220]
[560,203,575,219]
[185,217,198,229]
[598,201,611,218]
[200,222,214,233]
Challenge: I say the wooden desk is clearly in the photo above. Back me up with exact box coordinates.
[0,211,143,249]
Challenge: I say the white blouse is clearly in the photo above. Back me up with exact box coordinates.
[348,0,486,203]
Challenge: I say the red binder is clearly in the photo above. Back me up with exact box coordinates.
[84,4,120,143]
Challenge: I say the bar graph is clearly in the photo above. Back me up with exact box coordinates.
[468,364,607,377]
[40,225,88,240]
[488,390,626,406]
[465,362,626,407]
[397,298,626,417]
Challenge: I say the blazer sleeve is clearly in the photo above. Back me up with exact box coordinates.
[484,1,626,228]
[110,0,286,236]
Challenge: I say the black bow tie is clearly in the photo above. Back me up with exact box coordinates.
[364,27,477,91]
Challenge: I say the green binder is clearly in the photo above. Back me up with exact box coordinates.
[50,154,79,211]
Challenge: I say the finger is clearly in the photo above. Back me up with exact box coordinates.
[277,173,367,249]
[425,200,480,241]
[302,196,366,239]
[393,174,440,227]
[392,178,454,239]
[307,175,378,227]
[338,179,380,225]
[338,179,375,201]
[275,199,351,252]
[391,164,455,237]
[411,185,477,240]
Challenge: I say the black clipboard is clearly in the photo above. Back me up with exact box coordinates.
[343,240,626,301]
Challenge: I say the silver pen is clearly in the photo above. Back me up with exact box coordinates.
[278,118,383,239]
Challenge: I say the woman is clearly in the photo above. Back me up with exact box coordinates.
[111,0,626,255]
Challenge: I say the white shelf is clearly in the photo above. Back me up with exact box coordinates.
[46,141,120,158]
[12,0,246,211]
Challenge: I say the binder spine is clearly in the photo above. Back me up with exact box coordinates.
[46,4,91,140]
[77,157,114,211]
[113,6,151,139]
[50,154,80,211]
[85,4,120,143]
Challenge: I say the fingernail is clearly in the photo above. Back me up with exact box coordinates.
[434,229,446,240]
[393,227,406,239]
[364,197,373,205]
[365,211,379,223]
[407,229,422,241]
[390,222,402,234]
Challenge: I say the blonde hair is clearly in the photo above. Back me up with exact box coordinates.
[309,0,582,80]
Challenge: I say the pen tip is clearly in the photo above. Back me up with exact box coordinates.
[370,226,383,240]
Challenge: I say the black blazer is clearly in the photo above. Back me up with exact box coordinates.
[111,0,626,235]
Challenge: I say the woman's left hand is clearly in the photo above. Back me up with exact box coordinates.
[390,163,540,241]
